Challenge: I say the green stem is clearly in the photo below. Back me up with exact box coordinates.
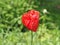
[31,31,33,45]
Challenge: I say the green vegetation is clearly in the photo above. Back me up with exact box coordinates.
[0,0,60,45]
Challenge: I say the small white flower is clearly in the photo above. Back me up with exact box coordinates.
[42,9,49,14]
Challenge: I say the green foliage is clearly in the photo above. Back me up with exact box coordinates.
[0,0,60,45]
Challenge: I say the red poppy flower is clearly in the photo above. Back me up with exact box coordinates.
[22,10,40,32]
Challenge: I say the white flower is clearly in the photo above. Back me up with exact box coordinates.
[42,9,49,14]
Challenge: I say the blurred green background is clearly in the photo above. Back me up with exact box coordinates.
[0,0,60,45]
